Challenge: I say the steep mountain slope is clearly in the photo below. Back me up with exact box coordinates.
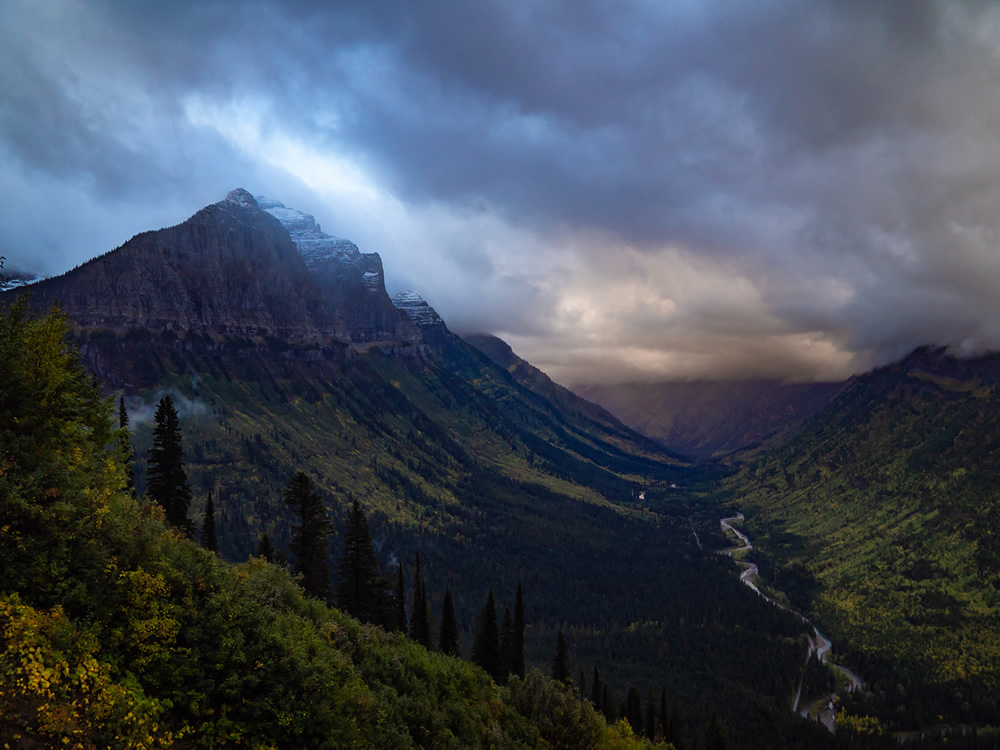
[0,301,668,749]
[728,347,1000,728]
[465,333,688,466]
[574,379,843,458]
[258,195,420,343]
[24,189,347,342]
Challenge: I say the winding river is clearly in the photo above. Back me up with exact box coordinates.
[719,513,863,733]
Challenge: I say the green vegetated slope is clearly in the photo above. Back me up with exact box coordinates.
[728,347,1000,727]
[0,302,670,749]
[68,327,850,749]
[81,327,689,560]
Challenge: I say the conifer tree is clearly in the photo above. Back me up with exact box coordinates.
[644,687,656,739]
[511,581,526,678]
[658,687,668,740]
[591,667,602,707]
[335,498,383,616]
[625,686,643,736]
[551,630,571,685]
[439,588,459,656]
[499,606,514,683]
[472,589,501,681]
[667,698,683,748]
[705,712,728,750]
[256,533,278,563]
[409,553,433,648]
[601,684,614,722]
[285,471,334,600]
[202,490,218,552]
[118,396,135,495]
[394,563,407,633]
[147,395,192,533]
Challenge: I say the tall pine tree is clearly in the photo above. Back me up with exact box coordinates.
[335,499,388,621]
[472,589,501,681]
[601,684,614,722]
[658,687,668,740]
[284,471,333,600]
[147,395,192,533]
[394,563,407,633]
[499,606,514,684]
[438,588,459,656]
[117,396,135,496]
[552,630,571,685]
[624,686,643,736]
[409,553,433,648]
[201,490,218,552]
[644,687,656,739]
[511,582,526,678]
[705,713,728,750]
[256,533,279,564]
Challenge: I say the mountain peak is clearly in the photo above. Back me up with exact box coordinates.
[17,188,348,343]
[223,188,259,209]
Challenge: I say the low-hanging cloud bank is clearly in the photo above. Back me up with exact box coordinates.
[3,0,1000,384]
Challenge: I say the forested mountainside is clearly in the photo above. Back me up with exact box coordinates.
[574,379,843,459]
[724,346,1000,735]
[0,299,671,749]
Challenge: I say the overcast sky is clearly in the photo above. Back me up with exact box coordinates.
[4,0,1000,384]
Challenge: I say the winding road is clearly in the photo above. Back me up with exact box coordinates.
[719,513,863,733]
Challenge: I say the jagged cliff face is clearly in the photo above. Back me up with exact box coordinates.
[24,190,349,343]
[257,196,421,344]
[16,189,459,354]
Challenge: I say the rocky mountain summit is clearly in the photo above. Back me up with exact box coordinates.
[20,189,346,341]
[14,189,443,348]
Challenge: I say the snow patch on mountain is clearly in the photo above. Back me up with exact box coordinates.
[392,291,445,328]
[224,188,258,208]
[256,195,361,268]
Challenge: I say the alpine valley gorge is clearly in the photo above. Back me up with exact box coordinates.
[1,189,996,749]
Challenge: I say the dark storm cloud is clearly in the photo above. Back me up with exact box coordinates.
[3,0,1000,381]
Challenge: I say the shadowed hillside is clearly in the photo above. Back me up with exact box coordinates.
[574,379,843,458]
